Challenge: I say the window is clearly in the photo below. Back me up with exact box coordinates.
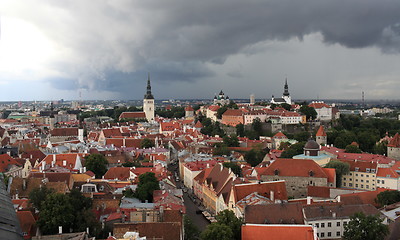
[366,168,370,173]
[361,174,364,177]
[361,179,364,182]
[317,233,319,237]
[328,222,331,227]
[361,184,364,188]
[356,184,358,187]
[337,222,340,227]
[349,183,353,187]
[343,177,346,180]
[356,179,358,182]
[316,223,319,228]
[321,223,325,228]
[355,168,359,172]
[356,173,358,176]
[328,232,332,237]
[377,180,380,183]
[343,183,346,186]
[344,221,347,226]
[366,185,369,189]
[366,180,369,183]
[350,178,352,181]
[337,231,341,236]
[382,180,385,184]
[321,233,325,237]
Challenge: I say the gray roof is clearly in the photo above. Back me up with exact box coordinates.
[0,175,23,240]
[120,197,155,209]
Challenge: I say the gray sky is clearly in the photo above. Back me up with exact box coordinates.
[1,0,400,101]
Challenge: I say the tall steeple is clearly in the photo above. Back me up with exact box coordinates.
[283,78,289,96]
[144,73,154,99]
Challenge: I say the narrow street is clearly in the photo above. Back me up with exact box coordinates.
[168,162,210,231]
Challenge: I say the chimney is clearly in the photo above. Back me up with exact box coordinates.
[53,154,56,162]
[86,227,89,235]
[22,179,27,190]
[337,196,341,203]
[84,167,86,172]
[59,226,62,234]
[307,196,312,205]
[270,190,274,202]
[332,212,336,218]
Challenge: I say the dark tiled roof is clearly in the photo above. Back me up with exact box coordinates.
[0,175,23,239]
[245,203,304,224]
[303,204,381,221]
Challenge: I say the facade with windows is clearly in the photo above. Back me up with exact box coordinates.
[303,204,386,239]
[340,159,377,191]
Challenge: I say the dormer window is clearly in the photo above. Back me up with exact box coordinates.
[309,171,314,177]
[366,168,370,173]
[355,167,359,172]
[274,169,279,176]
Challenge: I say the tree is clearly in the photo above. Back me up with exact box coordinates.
[345,144,362,153]
[37,193,75,235]
[299,105,317,121]
[215,210,243,240]
[223,135,239,147]
[84,153,109,178]
[343,212,389,240]
[29,186,55,211]
[184,216,200,240]
[280,142,305,158]
[294,131,310,142]
[376,190,400,207]
[217,106,228,119]
[236,123,245,137]
[141,138,155,149]
[373,141,388,155]
[324,160,350,187]
[201,223,233,240]
[223,162,242,176]
[252,118,262,134]
[280,103,291,111]
[213,144,230,156]
[135,172,160,202]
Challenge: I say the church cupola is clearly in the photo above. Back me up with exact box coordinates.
[283,78,290,97]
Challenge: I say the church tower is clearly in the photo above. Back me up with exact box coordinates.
[282,78,292,105]
[143,74,155,122]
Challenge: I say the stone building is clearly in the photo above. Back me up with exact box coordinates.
[388,133,400,160]
[316,125,327,146]
[259,158,331,198]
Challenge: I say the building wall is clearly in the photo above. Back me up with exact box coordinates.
[206,109,218,122]
[315,108,332,121]
[244,114,267,125]
[316,136,327,146]
[388,147,400,160]
[341,171,376,191]
[221,115,244,127]
[202,185,217,214]
[306,218,349,239]
[260,175,327,198]
[280,116,302,125]
[183,166,201,190]
[143,99,155,122]
[377,177,400,190]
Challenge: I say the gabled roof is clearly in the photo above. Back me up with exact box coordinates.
[233,181,287,203]
[0,154,21,172]
[208,105,220,111]
[119,112,146,120]
[222,109,243,116]
[104,167,131,180]
[316,125,327,137]
[16,211,36,235]
[388,133,400,148]
[309,102,331,109]
[303,204,381,221]
[102,128,123,138]
[338,188,390,208]
[194,121,203,128]
[377,167,400,178]
[245,203,304,224]
[338,159,377,172]
[260,159,328,179]
[273,131,287,139]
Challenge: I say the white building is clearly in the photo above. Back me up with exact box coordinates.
[309,101,332,121]
[143,75,155,122]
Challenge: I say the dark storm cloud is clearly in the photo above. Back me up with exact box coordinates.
[5,0,400,96]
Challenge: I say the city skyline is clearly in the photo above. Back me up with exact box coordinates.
[1,1,400,101]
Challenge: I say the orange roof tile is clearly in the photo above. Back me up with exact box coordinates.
[242,224,316,240]
[388,133,400,147]
[316,125,327,137]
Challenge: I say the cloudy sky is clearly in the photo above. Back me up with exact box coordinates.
[1,0,400,101]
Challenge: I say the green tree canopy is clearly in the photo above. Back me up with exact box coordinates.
[215,210,243,240]
[345,144,362,153]
[324,160,350,187]
[223,162,242,176]
[236,123,245,137]
[343,212,389,240]
[135,172,160,202]
[29,186,55,211]
[376,190,400,207]
[299,105,317,121]
[141,138,155,149]
[200,223,233,240]
[280,141,305,158]
[223,135,240,147]
[244,147,268,167]
[84,153,109,178]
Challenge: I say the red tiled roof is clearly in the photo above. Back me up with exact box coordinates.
[338,188,390,208]
[309,102,331,109]
[223,109,243,116]
[233,181,287,203]
[104,167,131,180]
[16,211,36,237]
[316,125,327,137]
[260,159,328,178]
[208,105,220,111]
[322,168,336,184]
[185,106,194,111]
[102,128,123,138]
[338,159,377,172]
[377,167,400,178]
[307,185,331,198]
[160,121,181,132]
[242,224,316,240]
[194,121,203,128]
[119,112,146,120]
[388,133,400,147]
[0,154,21,172]
[273,131,287,139]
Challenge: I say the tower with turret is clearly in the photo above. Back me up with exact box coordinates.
[143,74,155,122]
[316,125,327,146]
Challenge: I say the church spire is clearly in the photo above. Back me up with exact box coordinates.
[144,73,154,99]
[283,78,290,96]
